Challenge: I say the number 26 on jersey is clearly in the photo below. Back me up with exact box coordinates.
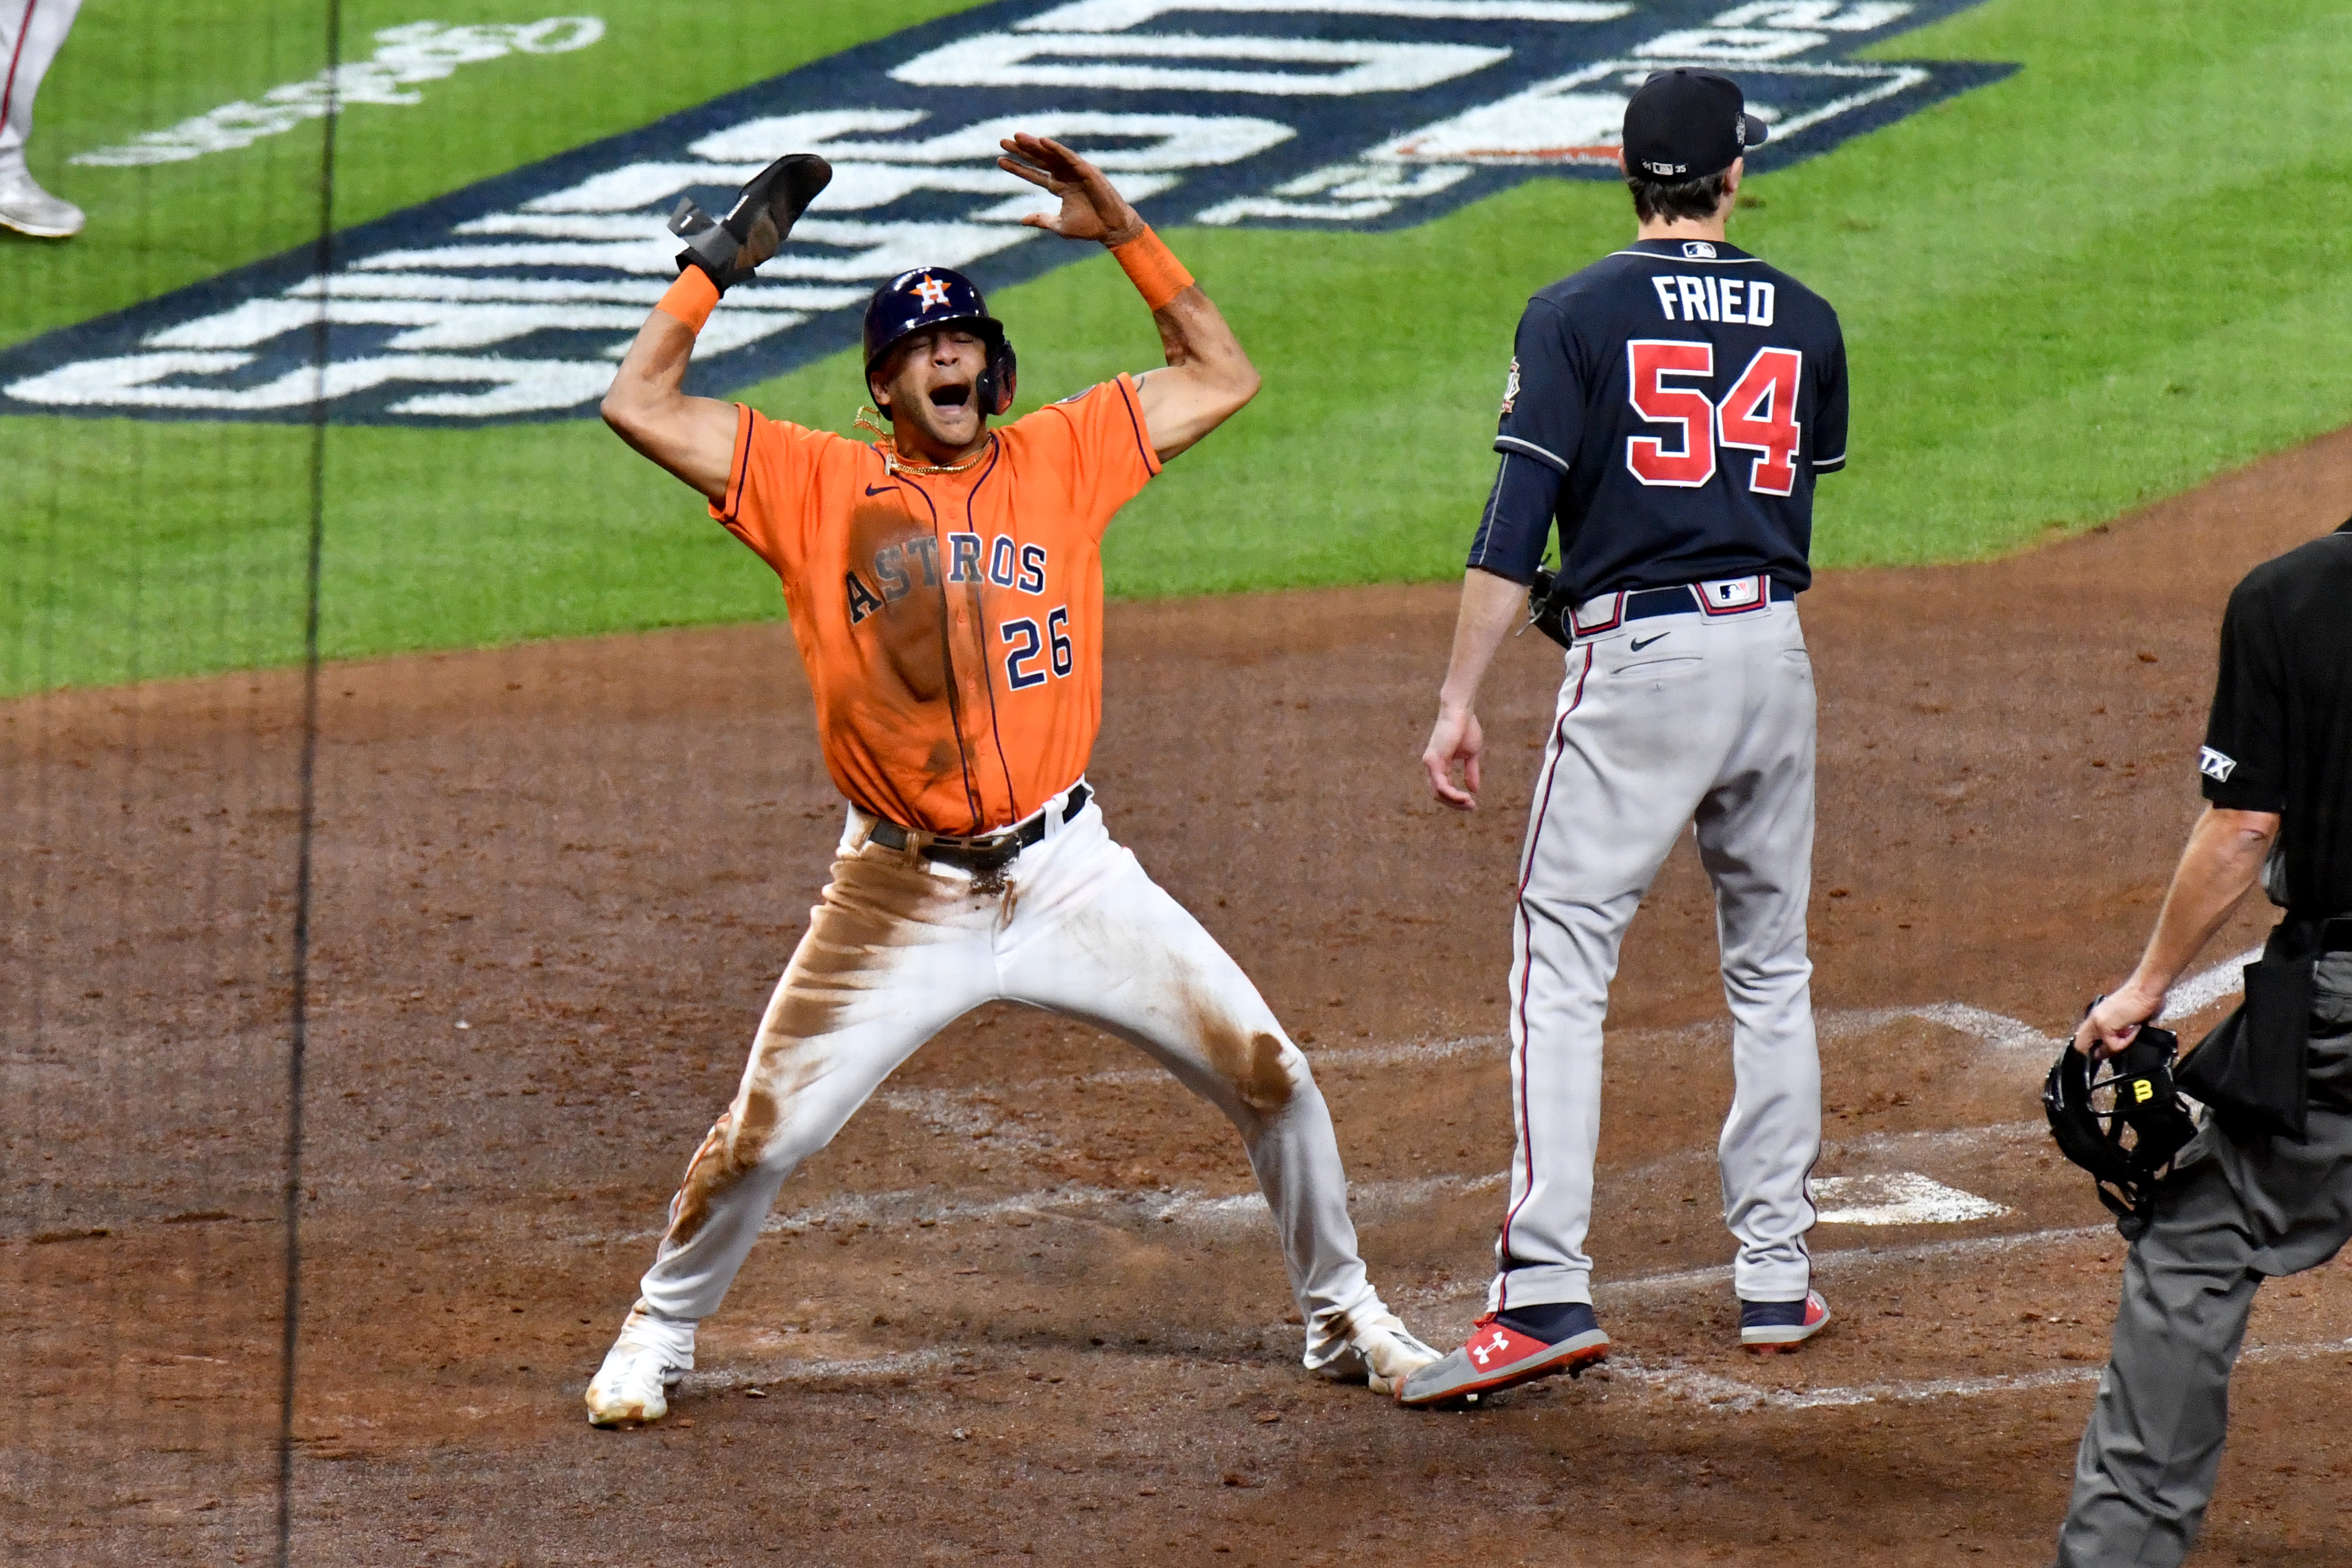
[1625,341,1804,497]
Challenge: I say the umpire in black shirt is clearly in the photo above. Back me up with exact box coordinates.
[2063,518,2352,1566]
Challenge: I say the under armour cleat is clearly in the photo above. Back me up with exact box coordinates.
[1740,1290,1830,1353]
[585,1303,696,1426]
[1313,1306,1442,1396]
[1396,1303,1609,1407]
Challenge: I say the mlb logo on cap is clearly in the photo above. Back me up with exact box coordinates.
[1623,68,1771,183]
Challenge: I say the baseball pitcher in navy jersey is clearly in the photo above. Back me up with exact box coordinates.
[1402,69,1849,1406]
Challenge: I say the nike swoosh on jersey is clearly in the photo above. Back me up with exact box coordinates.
[1629,633,1671,652]
[864,483,897,496]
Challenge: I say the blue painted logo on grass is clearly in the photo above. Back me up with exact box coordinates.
[0,0,2010,424]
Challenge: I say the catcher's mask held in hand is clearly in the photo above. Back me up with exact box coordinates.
[669,153,833,293]
[2042,1025,2198,1240]
[861,266,1018,421]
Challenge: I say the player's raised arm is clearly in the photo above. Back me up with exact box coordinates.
[998,134,1259,462]
[601,154,833,502]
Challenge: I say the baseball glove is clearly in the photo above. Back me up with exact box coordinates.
[669,153,832,293]
[1527,566,1574,650]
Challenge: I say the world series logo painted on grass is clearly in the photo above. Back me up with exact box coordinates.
[0,0,2012,425]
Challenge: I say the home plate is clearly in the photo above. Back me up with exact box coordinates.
[1814,1173,2009,1225]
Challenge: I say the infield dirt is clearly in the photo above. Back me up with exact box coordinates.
[10,430,2352,1566]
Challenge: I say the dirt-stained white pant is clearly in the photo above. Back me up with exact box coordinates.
[1,0,84,169]
[1492,596,1821,1312]
[635,786,1383,1368]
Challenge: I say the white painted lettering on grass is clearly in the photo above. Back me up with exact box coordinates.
[72,18,604,168]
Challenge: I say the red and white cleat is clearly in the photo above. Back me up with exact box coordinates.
[1395,1306,1609,1407]
[1739,1290,1830,1353]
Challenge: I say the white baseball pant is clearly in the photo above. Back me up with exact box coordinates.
[1,0,82,171]
[633,785,1385,1369]
[1492,590,1821,1311]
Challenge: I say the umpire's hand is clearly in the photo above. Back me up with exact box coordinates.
[2076,989,2161,1060]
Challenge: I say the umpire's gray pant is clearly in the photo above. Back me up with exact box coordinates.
[2056,952,2352,1567]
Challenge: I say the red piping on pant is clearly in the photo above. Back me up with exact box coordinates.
[1496,642,1592,1307]
[0,1,41,135]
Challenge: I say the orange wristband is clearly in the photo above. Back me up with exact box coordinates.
[657,268,721,334]
[1110,227,1193,311]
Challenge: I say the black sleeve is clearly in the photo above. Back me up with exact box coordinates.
[1812,313,1848,475]
[1469,299,1581,580]
[1464,452,1563,584]
[2200,578,2288,811]
[1494,298,1582,474]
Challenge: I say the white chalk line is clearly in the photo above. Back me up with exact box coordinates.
[675,1347,953,1394]
[2160,946,2265,1023]
[1612,1331,2352,1415]
[1394,1224,2111,1312]
[588,1167,1513,1246]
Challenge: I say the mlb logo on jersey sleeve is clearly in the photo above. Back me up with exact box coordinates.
[0,0,2012,427]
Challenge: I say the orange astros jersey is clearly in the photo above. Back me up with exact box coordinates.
[710,375,1161,835]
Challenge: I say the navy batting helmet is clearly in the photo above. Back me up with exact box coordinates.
[861,266,1017,420]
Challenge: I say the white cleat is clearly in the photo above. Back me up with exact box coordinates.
[1316,1305,1442,1397]
[0,164,85,239]
[584,1304,696,1427]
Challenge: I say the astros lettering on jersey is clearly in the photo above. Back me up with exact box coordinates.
[711,376,1158,835]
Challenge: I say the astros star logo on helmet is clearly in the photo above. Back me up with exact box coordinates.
[913,274,953,311]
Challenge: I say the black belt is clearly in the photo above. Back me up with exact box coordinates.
[1622,581,1798,622]
[867,782,1091,874]
[2277,914,2352,959]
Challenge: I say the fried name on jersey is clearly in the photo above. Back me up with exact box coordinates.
[1649,275,1779,327]
[846,530,1049,624]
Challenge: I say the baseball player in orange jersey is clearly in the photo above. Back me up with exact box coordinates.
[582,135,1439,1424]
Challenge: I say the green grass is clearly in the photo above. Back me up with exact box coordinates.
[7,0,2352,694]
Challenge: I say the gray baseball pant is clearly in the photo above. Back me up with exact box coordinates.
[1492,596,1821,1312]
[1,0,83,171]
[2056,951,2352,1568]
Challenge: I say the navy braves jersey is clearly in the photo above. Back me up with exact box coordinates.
[1466,238,1847,600]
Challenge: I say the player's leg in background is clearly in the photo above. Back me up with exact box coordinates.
[1496,632,1740,1312]
[2058,957,2352,1567]
[0,0,87,236]
[992,796,1386,1369]
[634,826,1001,1323]
[1691,607,1820,1306]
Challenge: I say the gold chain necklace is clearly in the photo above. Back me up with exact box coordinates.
[854,408,991,477]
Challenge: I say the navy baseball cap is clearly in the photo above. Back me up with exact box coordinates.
[1622,69,1767,181]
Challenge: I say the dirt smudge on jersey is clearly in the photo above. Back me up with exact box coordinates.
[846,503,996,817]
[849,503,951,710]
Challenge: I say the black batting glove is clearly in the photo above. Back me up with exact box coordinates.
[669,153,833,294]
